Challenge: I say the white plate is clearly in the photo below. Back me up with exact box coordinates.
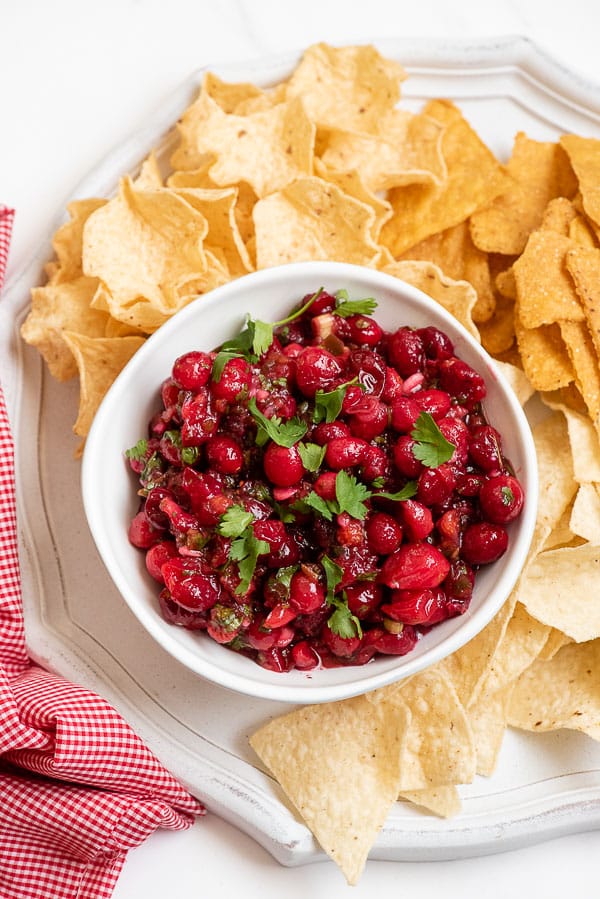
[3,36,600,865]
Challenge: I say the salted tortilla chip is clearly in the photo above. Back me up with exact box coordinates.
[478,294,516,356]
[495,265,517,300]
[382,259,479,339]
[468,685,514,776]
[253,176,380,269]
[399,785,461,818]
[513,229,584,328]
[570,483,600,544]
[134,151,163,189]
[559,320,600,422]
[173,186,253,275]
[542,504,576,550]
[202,71,264,114]
[508,639,600,740]
[313,159,392,240]
[319,108,446,192]
[492,359,535,407]
[166,158,216,189]
[569,213,598,248]
[539,196,579,236]
[82,177,209,311]
[171,90,315,198]
[519,542,600,642]
[565,244,600,360]
[249,694,409,885]
[62,332,145,437]
[285,42,406,134]
[514,318,574,392]
[381,100,509,256]
[533,412,578,535]
[542,401,600,483]
[470,133,576,255]
[50,198,107,284]
[537,628,573,660]
[21,277,108,380]
[397,221,496,323]
[560,135,600,227]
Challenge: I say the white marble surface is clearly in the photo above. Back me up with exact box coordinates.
[1,1,600,896]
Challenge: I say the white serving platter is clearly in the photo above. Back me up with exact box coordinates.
[2,35,600,866]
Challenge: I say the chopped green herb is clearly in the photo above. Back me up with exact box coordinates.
[375,481,418,502]
[313,376,359,424]
[321,554,343,604]
[181,445,200,466]
[335,470,371,520]
[501,485,515,505]
[327,600,363,639]
[333,291,378,318]
[297,441,326,472]
[411,411,456,468]
[248,397,308,447]
[125,438,149,461]
[217,505,254,539]
[304,491,335,521]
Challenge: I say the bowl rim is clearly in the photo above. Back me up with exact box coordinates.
[82,261,539,703]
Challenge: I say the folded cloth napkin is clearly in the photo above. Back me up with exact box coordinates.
[0,210,205,899]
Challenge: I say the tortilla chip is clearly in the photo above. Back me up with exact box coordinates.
[478,294,516,355]
[468,685,514,776]
[62,332,145,437]
[565,244,600,360]
[470,133,576,255]
[21,277,109,380]
[380,99,509,256]
[134,152,163,189]
[537,628,573,660]
[250,694,409,885]
[397,221,496,323]
[508,639,600,740]
[171,90,315,197]
[50,198,107,284]
[399,785,462,818]
[319,108,446,192]
[313,159,392,240]
[202,71,265,114]
[559,320,600,422]
[82,177,209,312]
[539,196,579,236]
[570,483,600,544]
[173,186,253,276]
[253,176,381,269]
[513,229,585,328]
[382,259,479,339]
[285,42,406,134]
[492,359,535,407]
[519,542,600,642]
[560,135,600,227]
[514,318,574,392]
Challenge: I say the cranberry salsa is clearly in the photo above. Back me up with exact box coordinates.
[125,288,525,673]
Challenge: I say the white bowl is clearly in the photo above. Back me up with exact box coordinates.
[82,261,538,704]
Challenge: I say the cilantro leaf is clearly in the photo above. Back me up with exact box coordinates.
[218,505,254,539]
[251,318,274,358]
[297,441,326,472]
[321,554,343,604]
[327,600,363,639]
[125,438,148,461]
[333,292,378,318]
[248,397,308,447]
[234,533,270,595]
[335,470,370,520]
[375,481,418,502]
[304,491,335,521]
[313,377,359,424]
[411,411,456,468]
[276,287,324,325]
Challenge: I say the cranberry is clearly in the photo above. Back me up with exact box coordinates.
[291,640,320,670]
[289,569,326,614]
[144,486,173,530]
[444,559,475,604]
[313,471,338,501]
[348,349,387,396]
[162,559,221,611]
[382,587,448,625]
[382,366,404,402]
[361,625,418,656]
[262,603,297,629]
[479,473,525,523]
[345,582,382,619]
[387,327,425,376]
[438,357,486,409]
[304,289,336,316]
[295,346,344,396]
[325,436,369,470]
[361,445,391,482]
[393,436,424,478]
[399,499,434,541]
[321,622,362,658]
[206,434,244,475]
[312,421,351,445]
[380,542,450,590]
[172,351,212,390]
[438,417,469,467]
[256,647,293,672]
[210,357,251,402]
[263,442,305,487]
[417,326,454,360]
[390,396,421,433]
[345,314,384,346]
[181,469,230,526]
[417,463,457,506]
[413,388,451,420]
[469,425,503,472]
[180,390,220,446]
[348,396,388,440]
[158,589,207,629]
[145,540,179,582]
[462,522,509,565]
[128,510,162,549]
[366,512,403,554]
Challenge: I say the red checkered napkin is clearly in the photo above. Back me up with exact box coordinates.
[0,210,205,898]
